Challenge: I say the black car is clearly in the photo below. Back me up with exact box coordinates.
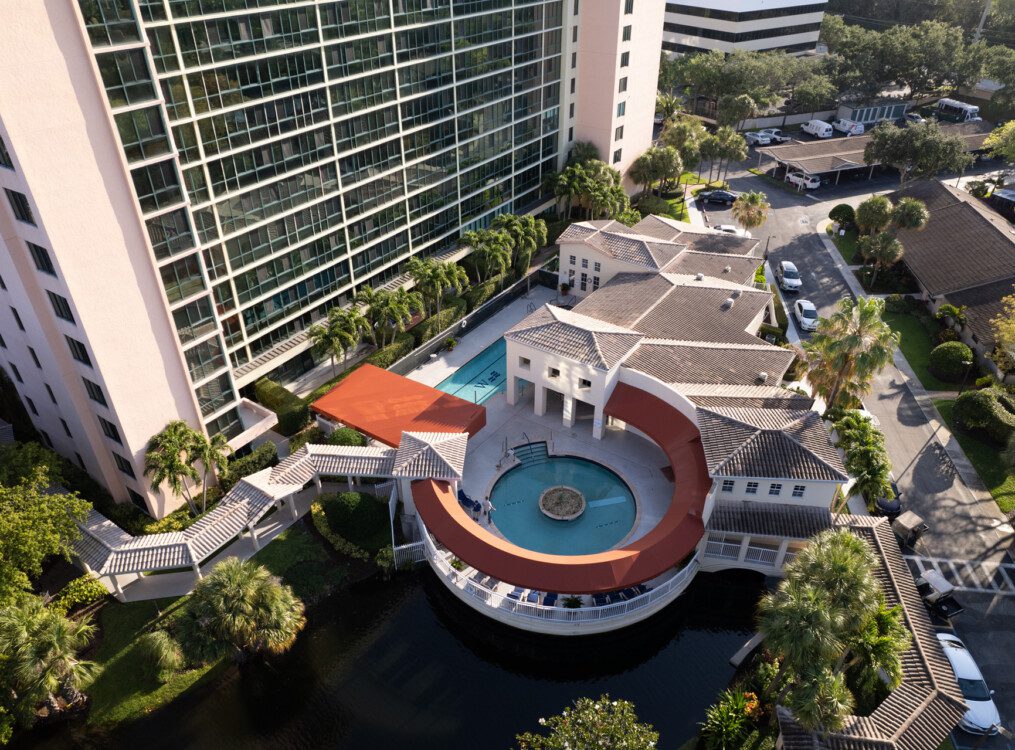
[874,480,902,521]
[698,189,740,206]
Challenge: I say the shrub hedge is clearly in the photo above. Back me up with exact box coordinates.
[928,341,974,382]
[318,491,391,555]
[953,387,1015,444]
[465,274,506,311]
[883,294,920,314]
[254,377,309,436]
[828,203,855,228]
[329,426,367,447]
[52,574,109,614]
[412,297,467,345]
[220,441,278,491]
[364,332,414,369]
[636,195,672,217]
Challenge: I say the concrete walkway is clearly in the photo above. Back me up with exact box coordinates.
[815,223,1013,561]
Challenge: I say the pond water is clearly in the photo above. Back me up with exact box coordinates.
[18,569,767,750]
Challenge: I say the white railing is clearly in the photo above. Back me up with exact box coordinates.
[705,540,741,560]
[420,524,699,627]
[393,541,426,568]
[745,545,778,565]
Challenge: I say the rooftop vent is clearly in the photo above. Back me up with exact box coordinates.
[756,371,769,384]
[724,265,732,274]
[731,289,742,299]
[695,273,704,281]
[721,297,735,310]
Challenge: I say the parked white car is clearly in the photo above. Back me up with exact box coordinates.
[937,633,1001,735]
[832,118,865,136]
[715,224,752,238]
[744,131,772,146]
[786,172,821,190]
[776,260,802,292]
[757,128,791,143]
[793,299,819,331]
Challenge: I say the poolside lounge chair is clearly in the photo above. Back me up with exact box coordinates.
[507,586,525,600]
[542,592,558,607]
[592,593,609,607]
[525,590,540,604]
[634,584,651,595]
[619,587,638,600]
[606,592,624,604]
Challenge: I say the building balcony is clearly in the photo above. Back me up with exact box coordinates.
[227,397,277,451]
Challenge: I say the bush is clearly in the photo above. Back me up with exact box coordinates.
[253,378,308,436]
[701,690,750,750]
[769,285,788,330]
[636,195,673,217]
[288,426,325,453]
[309,499,369,561]
[758,323,787,345]
[329,427,367,447]
[220,442,278,491]
[318,491,391,555]
[135,630,184,682]
[883,294,919,314]
[828,203,856,228]
[464,276,504,311]
[954,388,1015,444]
[51,574,108,614]
[937,328,960,343]
[928,341,974,382]
[976,375,996,389]
[412,297,467,345]
[967,179,990,198]
[365,332,414,369]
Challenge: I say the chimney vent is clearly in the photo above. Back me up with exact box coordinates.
[694,273,704,281]
[722,297,735,310]
[756,371,769,384]
[724,265,732,273]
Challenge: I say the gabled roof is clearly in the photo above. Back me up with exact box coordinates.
[631,214,760,256]
[624,341,795,386]
[661,250,762,285]
[697,407,848,481]
[889,180,1015,296]
[392,431,467,479]
[559,221,687,269]
[709,501,832,539]
[946,276,1015,348]
[505,304,644,370]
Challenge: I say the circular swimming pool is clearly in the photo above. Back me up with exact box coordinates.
[490,453,637,555]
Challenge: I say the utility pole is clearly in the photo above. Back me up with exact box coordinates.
[974,0,992,41]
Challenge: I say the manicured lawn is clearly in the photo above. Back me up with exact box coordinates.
[934,399,1015,513]
[666,197,690,221]
[319,491,391,555]
[883,312,954,392]
[253,522,349,602]
[827,227,860,265]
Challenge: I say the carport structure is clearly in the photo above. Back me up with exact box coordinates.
[755,120,993,185]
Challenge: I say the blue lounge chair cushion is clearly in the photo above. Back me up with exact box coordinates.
[526,590,540,603]
[543,593,558,606]
[592,593,608,606]
[507,587,524,600]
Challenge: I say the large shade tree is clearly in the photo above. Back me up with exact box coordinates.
[803,296,900,409]
[864,121,974,186]
[515,694,658,750]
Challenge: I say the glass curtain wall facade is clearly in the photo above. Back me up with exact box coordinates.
[78,0,563,438]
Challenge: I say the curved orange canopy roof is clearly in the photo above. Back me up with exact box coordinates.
[412,383,710,593]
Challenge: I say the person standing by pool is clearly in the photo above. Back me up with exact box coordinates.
[482,497,495,524]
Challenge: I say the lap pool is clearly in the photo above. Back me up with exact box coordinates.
[436,338,506,404]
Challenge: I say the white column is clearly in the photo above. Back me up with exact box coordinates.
[288,493,298,520]
[249,525,260,550]
[506,373,517,405]
[313,475,322,493]
[534,385,547,416]
[592,404,604,440]
[347,475,354,491]
[399,478,416,514]
[192,562,203,580]
[111,576,125,600]
[774,539,790,571]
[562,395,575,428]
[737,536,751,563]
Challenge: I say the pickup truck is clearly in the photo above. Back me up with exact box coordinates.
[757,128,791,143]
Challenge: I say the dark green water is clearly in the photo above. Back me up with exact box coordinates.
[20,569,766,750]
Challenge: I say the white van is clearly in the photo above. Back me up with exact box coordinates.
[832,118,864,136]
[937,98,982,123]
[801,120,833,138]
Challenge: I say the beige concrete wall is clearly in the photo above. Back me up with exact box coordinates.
[0,2,203,516]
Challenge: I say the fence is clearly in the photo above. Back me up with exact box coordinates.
[740,110,837,131]
[389,263,558,376]
[393,541,426,569]
[420,522,699,627]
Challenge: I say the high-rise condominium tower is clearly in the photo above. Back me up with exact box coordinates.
[663,0,826,56]
[0,0,661,517]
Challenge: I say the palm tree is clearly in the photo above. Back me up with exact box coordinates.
[373,288,422,346]
[803,297,900,409]
[177,558,305,663]
[858,232,904,287]
[308,309,359,377]
[731,191,770,234]
[435,261,470,314]
[0,596,96,724]
[785,666,855,734]
[191,431,232,514]
[461,229,513,283]
[713,126,747,184]
[629,152,658,196]
[656,92,682,126]
[854,195,893,235]
[406,256,441,316]
[569,140,599,164]
[145,420,200,515]
[757,582,843,701]
[493,214,548,274]
[844,602,910,699]
[890,197,929,232]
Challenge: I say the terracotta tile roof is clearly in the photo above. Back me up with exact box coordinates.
[890,180,1015,295]
[777,517,967,750]
[625,341,795,386]
[709,501,832,538]
[697,407,848,481]
[505,304,644,369]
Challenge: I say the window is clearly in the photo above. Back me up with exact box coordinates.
[792,485,806,498]
[592,275,600,290]
[0,333,5,349]
[5,189,34,225]
[581,258,588,268]
[66,336,92,366]
[10,307,24,331]
[548,367,560,379]
[83,377,107,406]
[580,272,588,291]
[620,52,630,67]
[618,77,628,93]
[721,479,735,492]
[615,125,624,140]
[131,159,183,213]
[60,419,72,438]
[519,356,531,369]
[0,135,12,170]
[617,101,626,117]
[622,25,632,41]
[27,242,56,276]
[624,0,634,12]
[612,148,622,164]
[769,483,783,496]
[578,377,591,389]
[96,49,155,107]
[47,291,75,323]
[112,452,136,478]
[568,127,573,141]
[9,362,22,383]
[593,261,601,272]
[570,52,576,69]
[28,347,40,369]
[43,384,56,404]
[569,255,576,265]
[746,481,759,495]
[99,416,122,444]
[573,0,579,14]
[114,107,170,162]
[569,102,575,118]
[572,26,577,43]
[25,396,37,415]
[127,488,150,514]
[570,78,575,94]
[39,430,53,448]
[75,453,86,470]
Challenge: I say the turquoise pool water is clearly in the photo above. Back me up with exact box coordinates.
[490,448,637,555]
[436,338,506,404]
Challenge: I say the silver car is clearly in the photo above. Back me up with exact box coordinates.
[937,633,1001,734]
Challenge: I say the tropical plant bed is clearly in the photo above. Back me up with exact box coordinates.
[539,486,586,520]
[317,491,391,556]
[882,312,954,391]
[853,265,919,295]
[826,227,861,264]
[934,399,1015,513]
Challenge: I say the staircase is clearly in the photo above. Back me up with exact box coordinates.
[512,441,549,466]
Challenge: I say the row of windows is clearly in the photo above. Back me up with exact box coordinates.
[216,163,338,236]
[663,39,818,54]
[720,479,807,498]
[665,2,827,23]
[664,21,822,43]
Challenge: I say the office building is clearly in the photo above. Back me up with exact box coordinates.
[663,0,826,56]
